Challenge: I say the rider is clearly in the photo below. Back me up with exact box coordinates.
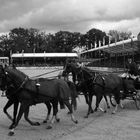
[125,57,139,77]
[122,57,139,96]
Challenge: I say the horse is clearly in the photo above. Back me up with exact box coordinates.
[3,83,54,129]
[0,65,78,136]
[0,65,57,130]
[63,62,110,118]
[92,73,129,114]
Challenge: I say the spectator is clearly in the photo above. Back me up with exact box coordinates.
[126,58,138,76]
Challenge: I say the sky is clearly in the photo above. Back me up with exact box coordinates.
[0,0,140,36]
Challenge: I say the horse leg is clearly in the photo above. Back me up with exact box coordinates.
[84,93,89,104]
[112,104,119,114]
[63,100,78,124]
[43,101,52,123]
[3,99,14,122]
[120,99,124,109]
[47,100,60,129]
[112,91,121,114]
[103,95,110,109]
[24,106,40,126]
[9,100,19,129]
[85,93,93,118]
[94,93,104,112]
[8,102,25,136]
[53,100,60,122]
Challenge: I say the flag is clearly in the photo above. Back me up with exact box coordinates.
[10,50,12,58]
[91,43,93,49]
[103,37,105,46]
[33,48,35,54]
[122,38,124,48]
[22,50,24,57]
[108,35,111,46]
[44,51,46,61]
[115,37,117,46]
[94,41,97,48]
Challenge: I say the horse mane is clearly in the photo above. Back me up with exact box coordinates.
[5,67,28,85]
[81,67,94,77]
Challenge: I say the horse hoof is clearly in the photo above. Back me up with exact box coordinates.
[91,110,94,113]
[120,105,124,109]
[33,122,40,126]
[112,111,116,114]
[67,111,71,114]
[43,120,47,123]
[36,122,40,126]
[46,125,52,129]
[84,115,88,118]
[8,131,15,136]
[9,125,13,129]
[56,118,60,122]
[107,106,110,109]
[104,110,107,113]
[94,109,97,112]
[74,120,78,124]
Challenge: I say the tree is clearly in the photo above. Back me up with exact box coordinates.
[54,31,74,52]
[108,30,132,43]
[9,27,29,53]
[86,28,106,49]
[0,34,11,56]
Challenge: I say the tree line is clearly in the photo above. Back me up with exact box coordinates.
[0,27,132,57]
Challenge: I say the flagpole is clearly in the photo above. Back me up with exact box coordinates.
[10,50,13,64]
[122,39,125,70]
[131,37,134,61]
[33,48,35,66]
[22,50,24,66]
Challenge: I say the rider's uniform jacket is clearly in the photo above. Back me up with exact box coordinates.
[126,61,138,76]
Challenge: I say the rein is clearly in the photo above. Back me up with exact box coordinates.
[30,68,63,79]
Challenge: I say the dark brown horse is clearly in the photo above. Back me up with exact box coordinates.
[93,73,125,114]
[3,83,54,129]
[63,62,110,118]
[0,65,78,136]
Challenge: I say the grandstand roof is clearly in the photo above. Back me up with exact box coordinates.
[80,37,139,55]
[11,53,78,58]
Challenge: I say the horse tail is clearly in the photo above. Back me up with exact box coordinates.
[67,81,78,110]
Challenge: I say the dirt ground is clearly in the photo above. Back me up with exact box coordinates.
[0,68,140,140]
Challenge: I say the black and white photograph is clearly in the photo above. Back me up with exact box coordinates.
[0,0,140,139]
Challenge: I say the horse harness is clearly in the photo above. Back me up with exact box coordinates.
[78,68,106,89]
[1,69,41,98]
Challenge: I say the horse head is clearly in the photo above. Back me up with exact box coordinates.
[77,67,95,83]
[63,62,80,75]
[0,65,7,91]
[63,62,80,83]
[0,65,28,91]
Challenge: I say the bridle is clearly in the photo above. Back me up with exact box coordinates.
[0,68,29,95]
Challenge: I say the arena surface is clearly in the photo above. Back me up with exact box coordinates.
[0,67,140,140]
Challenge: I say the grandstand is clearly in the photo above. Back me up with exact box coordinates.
[11,53,78,66]
[79,33,140,68]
